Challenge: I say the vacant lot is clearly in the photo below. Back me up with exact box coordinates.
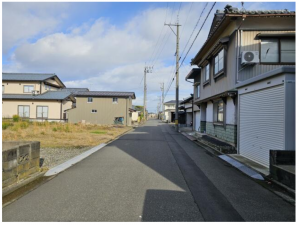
[3,120,132,168]
[2,120,131,148]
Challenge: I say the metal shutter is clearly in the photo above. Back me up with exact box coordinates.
[239,85,285,167]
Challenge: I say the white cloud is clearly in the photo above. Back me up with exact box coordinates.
[2,2,70,54]
[2,2,238,112]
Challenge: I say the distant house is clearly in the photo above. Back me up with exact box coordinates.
[163,100,182,123]
[67,91,136,126]
[2,73,77,121]
[179,95,193,127]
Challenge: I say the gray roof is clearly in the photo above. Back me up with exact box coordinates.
[2,73,57,81]
[2,91,74,101]
[164,100,182,104]
[61,88,89,94]
[217,5,295,15]
[74,91,136,99]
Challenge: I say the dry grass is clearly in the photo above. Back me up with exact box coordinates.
[2,120,131,148]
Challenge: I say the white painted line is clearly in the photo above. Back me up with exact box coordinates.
[44,143,107,177]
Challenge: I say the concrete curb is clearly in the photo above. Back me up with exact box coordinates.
[2,171,47,197]
[45,127,134,177]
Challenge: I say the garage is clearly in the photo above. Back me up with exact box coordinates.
[237,68,295,168]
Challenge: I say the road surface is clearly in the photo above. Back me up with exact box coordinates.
[2,119,295,221]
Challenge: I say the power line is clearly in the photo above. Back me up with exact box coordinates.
[180,2,208,60]
[180,2,193,39]
[164,2,216,99]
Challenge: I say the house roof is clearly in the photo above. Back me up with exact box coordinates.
[2,91,75,101]
[61,88,89,94]
[2,72,66,88]
[164,100,182,105]
[180,96,193,104]
[185,68,201,80]
[74,91,136,99]
[192,5,295,65]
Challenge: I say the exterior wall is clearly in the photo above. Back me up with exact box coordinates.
[68,97,132,126]
[164,104,175,110]
[238,30,295,81]
[2,81,42,94]
[132,112,139,122]
[205,97,237,145]
[206,123,237,145]
[2,100,62,120]
[198,30,237,101]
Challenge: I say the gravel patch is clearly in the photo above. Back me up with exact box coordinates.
[40,146,94,169]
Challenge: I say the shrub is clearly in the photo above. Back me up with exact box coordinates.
[52,127,57,132]
[12,115,20,122]
[20,121,29,129]
[2,122,11,130]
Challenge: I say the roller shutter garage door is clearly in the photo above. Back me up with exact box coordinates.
[239,85,285,167]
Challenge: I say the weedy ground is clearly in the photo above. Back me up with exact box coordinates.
[2,120,131,148]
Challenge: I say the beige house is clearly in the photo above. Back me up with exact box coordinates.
[67,91,136,126]
[2,73,77,121]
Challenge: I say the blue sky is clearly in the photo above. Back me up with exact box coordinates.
[2,2,296,112]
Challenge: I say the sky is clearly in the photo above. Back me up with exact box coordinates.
[2,1,296,113]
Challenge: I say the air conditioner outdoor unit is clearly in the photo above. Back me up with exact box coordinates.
[241,51,259,65]
[31,90,40,96]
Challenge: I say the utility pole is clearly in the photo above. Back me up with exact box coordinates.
[165,17,181,131]
[143,66,152,122]
[160,82,164,120]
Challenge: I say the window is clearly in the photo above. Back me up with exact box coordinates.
[261,38,295,63]
[2,85,4,93]
[87,97,93,103]
[113,97,118,103]
[214,49,224,75]
[91,109,97,113]
[18,106,30,118]
[37,106,48,118]
[204,64,210,81]
[24,85,34,93]
[197,85,200,98]
[217,101,224,123]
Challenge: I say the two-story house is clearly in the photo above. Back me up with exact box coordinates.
[2,73,76,121]
[186,5,295,168]
[163,100,182,123]
[67,91,136,126]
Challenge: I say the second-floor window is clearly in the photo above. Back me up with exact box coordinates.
[204,64,210,82]
[214,49,224,75]
[197,85,200,98]
[113,97,118,103]
[88,97,93,103]
[261,38,295,63]
[24,85,34,93]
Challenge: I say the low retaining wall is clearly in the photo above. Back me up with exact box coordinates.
[2,141,40,188]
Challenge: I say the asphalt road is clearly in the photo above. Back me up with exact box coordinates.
[2,119,295,222]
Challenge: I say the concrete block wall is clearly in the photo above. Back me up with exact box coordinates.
[2,141,40,188]
[206,122,237,145]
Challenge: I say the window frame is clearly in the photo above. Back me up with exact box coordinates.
[87,97,93,103]
[217,100,224,123]
[213,48,225,78]
[112,97,118,103]
[23,85,34,93]
[18,105,30,118]
[36,106,48,119]
[260,37,295,65]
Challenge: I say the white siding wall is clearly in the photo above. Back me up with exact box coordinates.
[226,97,237,125]
[206,102,213,122]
